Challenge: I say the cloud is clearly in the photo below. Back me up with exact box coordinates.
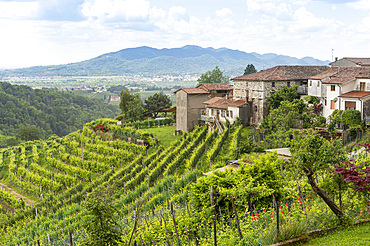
[216,8,233,17]
[0,1,39,19]
[37,0,85,21]
[347,0,370,10]
[81,0,151,22]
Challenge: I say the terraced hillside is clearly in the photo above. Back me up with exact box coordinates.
[0,118,242,245]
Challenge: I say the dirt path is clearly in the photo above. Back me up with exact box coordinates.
[0,182,35,206]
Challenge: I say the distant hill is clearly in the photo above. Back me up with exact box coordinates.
[0,45,330,77]
[0,82,119,146]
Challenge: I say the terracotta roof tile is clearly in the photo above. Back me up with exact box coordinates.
[232,66,328,81]
[207,98,247,109]
[175,88,210,94]
[311,67,370,84]
[203,97,223,105]
[197,83,233,91]
[338,91,370,98]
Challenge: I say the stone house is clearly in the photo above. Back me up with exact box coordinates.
[175,83,233,132]
[307,67,370,123]
[330,57,370,67]
[231,66,329,125]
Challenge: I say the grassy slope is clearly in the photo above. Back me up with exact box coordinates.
[301,222,370,245]
[139,125,180,149]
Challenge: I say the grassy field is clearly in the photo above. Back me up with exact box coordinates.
[139,125,180,149]
[301,222,370,246]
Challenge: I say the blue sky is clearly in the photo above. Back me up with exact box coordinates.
[0,0,370,68]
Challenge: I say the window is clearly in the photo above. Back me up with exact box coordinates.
[345,101,356,110]
[325,99,327,106]
[309,80,312,86]
[272,82,275,87]
[330,100,335,109]
[226,111,229,117]
[360,82,366,91]
[287,82,290,87]
[230,110,233,118]
[331,85,335,91]
[317,81,320,87]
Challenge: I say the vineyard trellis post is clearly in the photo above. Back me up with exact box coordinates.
[210,185,217,246]
[231,196,243,240]
[170,202,181,246]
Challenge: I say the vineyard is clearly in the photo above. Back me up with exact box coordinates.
[0,118,369,245]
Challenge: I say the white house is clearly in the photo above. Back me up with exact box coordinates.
[308,67,370,122]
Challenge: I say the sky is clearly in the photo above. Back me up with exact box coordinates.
[1,0,370,69]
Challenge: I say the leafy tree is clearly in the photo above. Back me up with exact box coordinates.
[288,130,345,221]
[261,99,308,132]
[266,85,300,110]
[144,93,172,118]
[16,125,40,141]
[118,90,144,121]
[81,186,123,246]
[197,66,229,85]
[243,64,257,75]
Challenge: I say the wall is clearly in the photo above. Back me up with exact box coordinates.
[176,90,188,132]
[186,94,209,131]
[308,79,322,97]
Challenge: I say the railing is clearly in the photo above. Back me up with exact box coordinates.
[200,115,215,122]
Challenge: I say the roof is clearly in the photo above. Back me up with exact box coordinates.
[207,97,247,109]
[331,58,370,66]
[232,66,328,81]
[197,83,233,91]
[338,91,370,98]
[310,67,370,84]
[203,97,223,105]
[174,87,210,94]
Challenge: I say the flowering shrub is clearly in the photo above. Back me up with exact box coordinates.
[92,124,108,133]
[312,103,323,115]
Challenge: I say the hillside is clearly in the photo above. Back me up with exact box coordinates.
[0,45,330,77]
[0,118,368,245]
[0,82,119,145]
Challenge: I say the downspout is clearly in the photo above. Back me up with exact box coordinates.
[339,86,341,110]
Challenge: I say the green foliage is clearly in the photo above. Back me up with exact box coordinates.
[288,130,344,174]
[0,82,119,142]
[303,95,320,104]
[236,139,264,156]
[190,153,285,217]
[81,186,123,246]
[197,66,229,85]
[328,110,363,136]
[143,93,172,118]
[243,64,257,75]
[266,85,300,110]
[118,89,144,122]
[16,125,40,141]
[261,99,308,132]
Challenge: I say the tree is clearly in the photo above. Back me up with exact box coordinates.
[118,89,144,121]
[266,85,300,110]
[144,93,172,118]
[16,125,40,141]
[288,130,345,221]
[261,99,308,132]
[81,186,123,246]
[197,66,229,85]
[243,64,257,75]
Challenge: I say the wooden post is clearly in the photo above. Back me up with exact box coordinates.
[226,202,232,229]
[210,186,217,246]
[273,194,280,239]
[69,231,73,246]
[170,202,181,246]
[185,225,191,246]
[231,197,243,240]
[161,209,169,246]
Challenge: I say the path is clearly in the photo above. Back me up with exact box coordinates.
[0,182,35,206]
[266,148,291,161]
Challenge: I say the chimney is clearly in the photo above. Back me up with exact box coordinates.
[335,57,338,61]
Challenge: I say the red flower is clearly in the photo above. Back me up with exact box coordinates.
[244,230,246,234]
[263,209,266,213]
[292,194,295,198]
[282,211,284,214]
[307,206,309,210]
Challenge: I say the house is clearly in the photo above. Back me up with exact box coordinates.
[203,97,249,125]
[330,57,370,67]
[175,83,233,132]
[232,66,329,125]
[308,67,370,122]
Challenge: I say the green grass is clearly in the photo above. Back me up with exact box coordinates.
[140,125,180,149]
[301,222,370,246]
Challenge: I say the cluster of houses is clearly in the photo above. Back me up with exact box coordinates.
[175,57,370,132]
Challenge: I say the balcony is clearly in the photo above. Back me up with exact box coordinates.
[297,86,308,95]
[200,115,215,122]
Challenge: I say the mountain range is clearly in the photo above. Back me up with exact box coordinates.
[0,45,330,77]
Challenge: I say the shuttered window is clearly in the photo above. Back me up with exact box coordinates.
[330,100,335,109]
[345,101,356,110]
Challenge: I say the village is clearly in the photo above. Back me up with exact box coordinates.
[176,57,370,135]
